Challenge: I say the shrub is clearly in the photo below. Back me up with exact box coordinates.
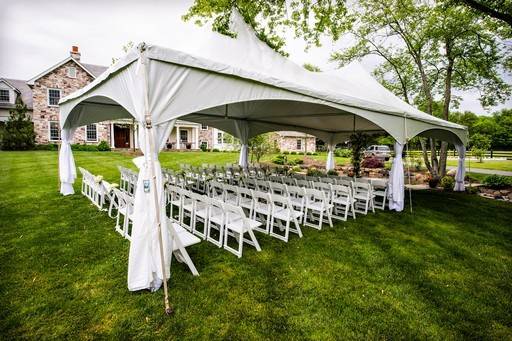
[295,159,304,165]
[272,154,286,165]
[297,152,305,155]
[361,156,384,169]
[290,151,297,155]
[283,151,289,155]
[291,165,302,173]
[312,152,318,155]
[306,152,312,155]
[200,143,207,152]
[97,140,110,151]
[335,148,351,158]
[307,167,324,177]
[212,148,220,152]
[440,176,455,191]
[34,144,58,151]
[428,176,440,188]
[1,99,35,150]
[327,169,338,176]
[483,175,511,189]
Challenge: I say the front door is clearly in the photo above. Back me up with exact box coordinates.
[114,125,131,148]
[180,129,188,144]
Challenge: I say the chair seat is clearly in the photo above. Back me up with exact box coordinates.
[353,193,376,200]
[332,196,356,204]
[239,197,253,208]
[273,208,303,221]
[306,202,333,211]
[172,223,201,250]
[254,202,271,214]
[209,207,227,225]
[225,214,262,233]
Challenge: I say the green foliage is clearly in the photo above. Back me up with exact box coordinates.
[272,154,287,165]
[483,174,512,189]
[1,99,35,150]
[290,151,297,155]
[71,144,100,152]
[335,148,352,158]
[283,151,289,155]
[306,167,325,177]
[349,132,373,177]
[212,148,220,152]
[303,63,322,72]
[327,169,338,176]
[34,144,58,151]
[249,133,274,163]
[97,140,111,151]
[440,176,455,191]
[184,0,350,56]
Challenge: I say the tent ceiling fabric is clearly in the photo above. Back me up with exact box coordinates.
[59,11,467,146]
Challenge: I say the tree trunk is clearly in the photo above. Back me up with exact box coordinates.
[438,42,455,178]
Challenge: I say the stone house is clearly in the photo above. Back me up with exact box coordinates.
[2,46,316,152]
[273,131,316,152]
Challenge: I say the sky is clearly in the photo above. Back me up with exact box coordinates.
[1,0,510,115]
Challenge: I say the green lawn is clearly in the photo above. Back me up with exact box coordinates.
[446,159,512,172]
[1,151,511,339]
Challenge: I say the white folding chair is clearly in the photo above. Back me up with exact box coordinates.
[283,177,298,187]
[351,181,375,215]
[206,198,225,247]
[269,194,303,242]
[269,182,288,196]
[303,188,333,230]
[371,179,388,210]
[269,175,283,183]
[223,203,262,258]
[222,183,239,205]
[208,181,225,201]
[256,179,270,192]
[286,185,306,219]
[331,184,356,221]
[190,192,209,240]
[251,190,272,234]
[243,177,258,190]
[296,179,311,188]
[237,186,254,215]
[112,187,134,240]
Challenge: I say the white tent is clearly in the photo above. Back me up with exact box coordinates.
[58,12,468,293]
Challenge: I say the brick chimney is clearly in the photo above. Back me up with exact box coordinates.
[70,46,81,61]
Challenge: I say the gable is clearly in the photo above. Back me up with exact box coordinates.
[27,57,102,85]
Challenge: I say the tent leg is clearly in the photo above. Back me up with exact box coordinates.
[146,119,173,315]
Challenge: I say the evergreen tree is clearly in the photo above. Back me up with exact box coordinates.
[1,97,35,150]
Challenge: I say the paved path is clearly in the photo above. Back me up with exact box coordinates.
[447,166,512,176]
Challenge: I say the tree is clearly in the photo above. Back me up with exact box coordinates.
[248,133,274,163]
[455,0,512,27]
[183,0,350,56]
[111,41,134,65]
[303,63,322,72]
[331,0,511,177]
[470,132,491,161]
[349,132,373,177]
[1,97,35,150]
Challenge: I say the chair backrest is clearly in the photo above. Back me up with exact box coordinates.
[312,181,332,198]
[296,179,311,188]
[208,181,224,199]
[305,188,328,206]
[223,183,239,202]
[352,181,371,198]
[243,177,257,190]
[269,175,283,183]
[252,190,271,211]
[331,184,351,198]
[371,178,388,189]
[305,176,319,182]
[336,179,352,187]
[256,179,270,192]
[282,177,297,187]
[320,177,336,184]
[223,203,251,230]
[269,182,288,196]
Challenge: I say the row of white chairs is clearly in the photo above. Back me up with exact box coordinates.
[166,185,263,258]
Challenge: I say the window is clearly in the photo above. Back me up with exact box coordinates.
[67,67,77,78]
[0,89,9,102]
[49,121,60,141]
[296,139,302,150]
[86,124,97,141]
[217,132,223,144]
[47,89,61,106]
[201,124,208,130]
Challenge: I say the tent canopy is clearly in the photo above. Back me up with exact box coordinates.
[59,13,467,147]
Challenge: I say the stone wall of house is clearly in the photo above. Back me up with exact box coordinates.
[32,60,110,145]
[274,134,316,152]
[198,126,213,149]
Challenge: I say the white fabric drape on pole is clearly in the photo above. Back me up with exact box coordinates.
[234,120,250,168]
[326,143,336,171]
[59,127,77,196]
[388,141,405,211]
[454,143,466,192]
[128,119,176,292]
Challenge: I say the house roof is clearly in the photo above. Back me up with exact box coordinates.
[0,78,33,109]
[276,131,315,138]
[27,57,107,85]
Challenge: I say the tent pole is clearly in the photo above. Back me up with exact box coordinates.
[404,116,413,213]
[140,45,173,315]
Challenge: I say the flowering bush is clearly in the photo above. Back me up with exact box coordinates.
[361,156,384,169]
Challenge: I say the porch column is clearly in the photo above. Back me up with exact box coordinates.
[110,123,115,148]
[194,126,199,149]
[176,126,180,149]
